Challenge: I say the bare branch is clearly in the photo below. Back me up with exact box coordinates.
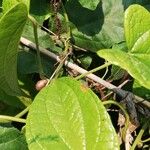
[20,37,150,109]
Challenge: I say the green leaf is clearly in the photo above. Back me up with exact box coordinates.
[78,0,100,10]
[2,0,30,13]
[65,0,124,52]
[109,65,126,81]
[18,50,55,77]
[78,55,92,69]
[29,0,50,24]
[0,74,34,108]
[0,3,28,96]
[2,0,18,13]
[0,101,22,116]
[122,0,150,10]
[133,80,150,100]
[98,47,150,89]
[124,4,150,49]
[0,1,2,17]
[108,43,127,81]
[0,90,25,108]
[0,126,28,150]
[97,5,150,89]
[65,1,150,52]
[22,20,59,50]
[19,0,30,10]
[26,77,119,150]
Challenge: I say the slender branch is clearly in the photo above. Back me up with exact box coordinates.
[102,80,130,100]
[38,23,57,37]
[46,52,70,85]
[101,63,109,79]
[20,37,150,109]
[15,106,30,118]
[141,137,150,143]
[75,62,111,80]
[73,44,88,52]
[0,107,30,124]
[0,115,26,123]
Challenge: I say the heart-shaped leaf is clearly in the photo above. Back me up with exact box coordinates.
[97,5,150,89]
[0,3,28,96]
[0,126,28,150]
[125,4,150,49]
[26,77,119,150]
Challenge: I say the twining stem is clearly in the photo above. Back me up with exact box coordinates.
[15,106,30,118]
[0,107,30,124]
[75,62,111,80]
[46,53,70,85]
[103,100,130,141]
[28,15,44,79]
[130,120,150,150]
[101,63,109,79]
[46,2,71,85]
[73,44,88,52]
[0,115,26,123]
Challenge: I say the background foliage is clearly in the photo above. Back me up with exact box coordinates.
[0,0,150,150]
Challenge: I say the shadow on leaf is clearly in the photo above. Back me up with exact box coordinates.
[65,0,104,36]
